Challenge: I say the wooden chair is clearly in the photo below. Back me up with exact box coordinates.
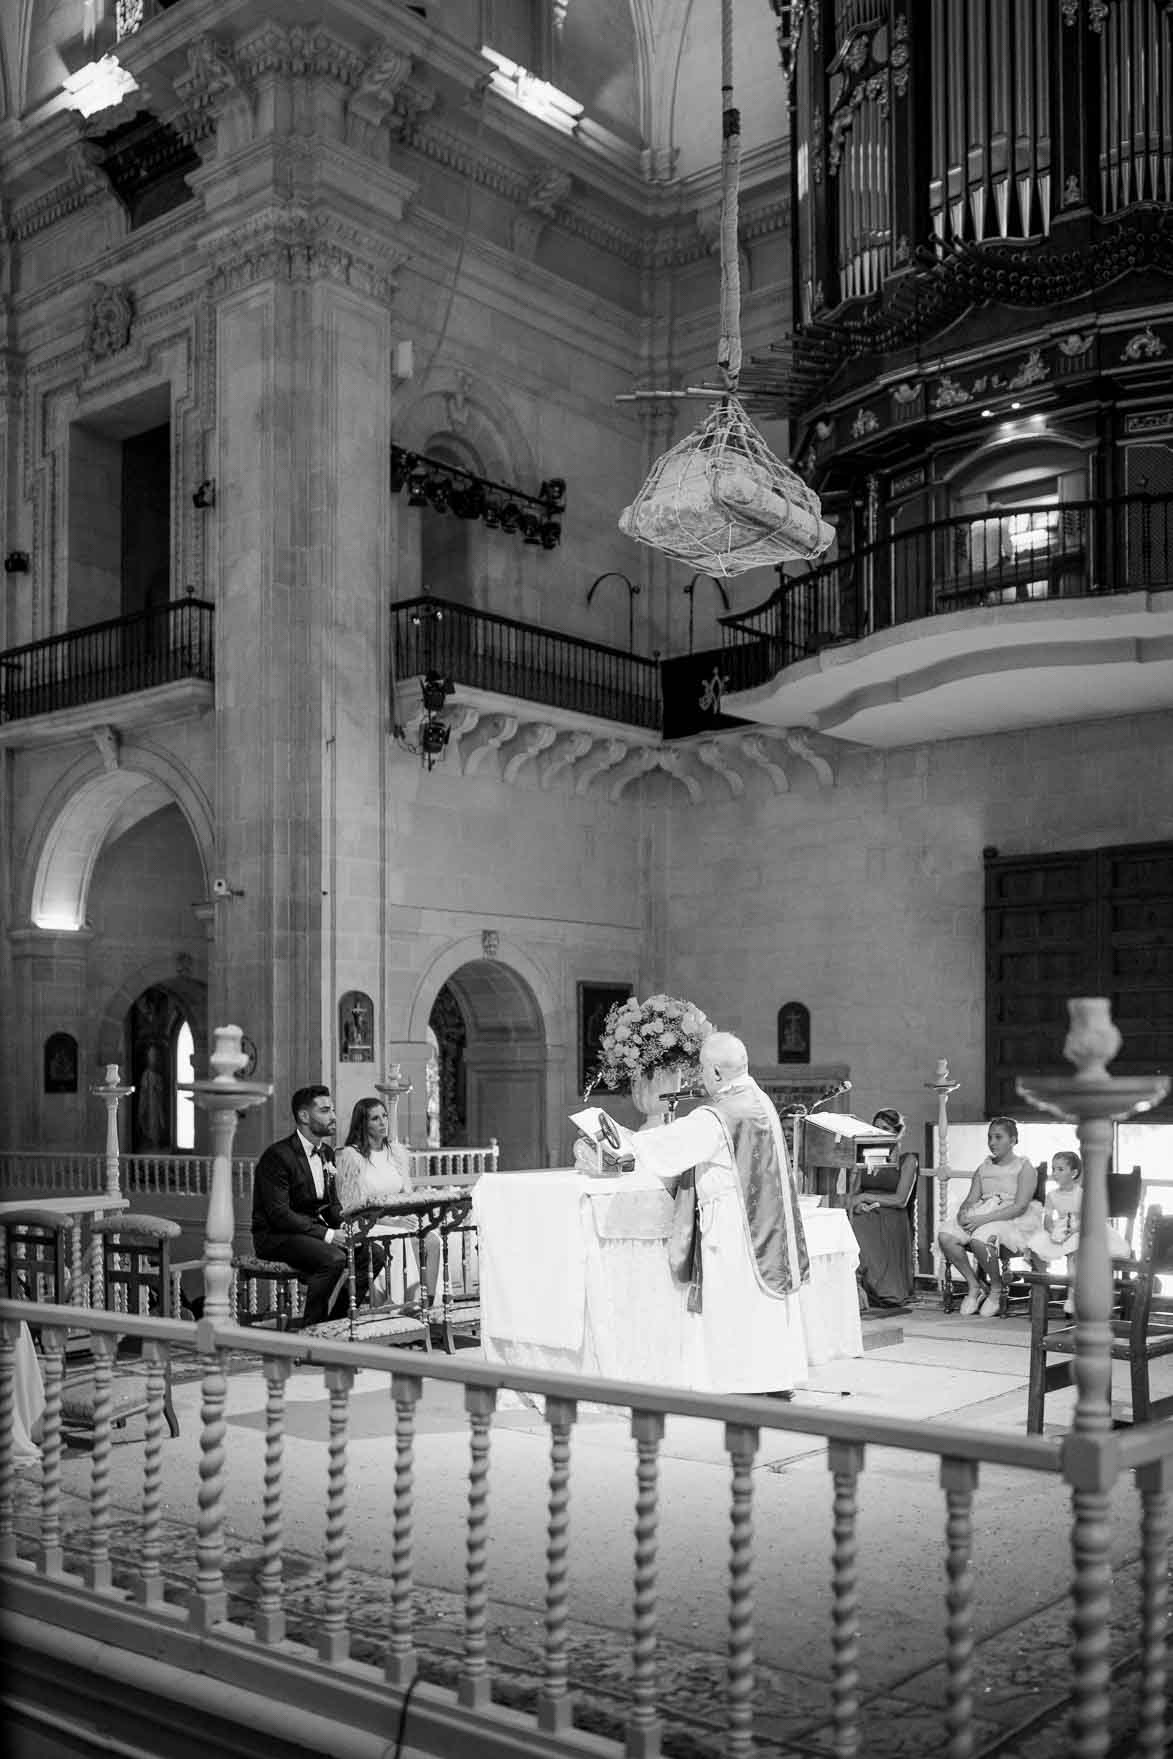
[232,1254,307,1330]
[997,1162,1051,1316]
[2,1208,71,1306]
[61,1213,183,1443]
[1026,1205,1173,1432]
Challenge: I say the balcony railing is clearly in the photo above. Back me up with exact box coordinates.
[0,598,214,723]
[719,493,1173,684]
[392,597,661,731]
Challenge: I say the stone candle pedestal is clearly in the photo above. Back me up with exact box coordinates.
[183,1024,273,1633]
[1015,996,1169,1750]
[90,1062,135,1200]
[375,1064,413,1146]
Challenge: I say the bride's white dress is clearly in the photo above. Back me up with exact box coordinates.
[333,1144,422,1305]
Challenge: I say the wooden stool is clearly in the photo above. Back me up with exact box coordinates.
[232,1255,304,1329]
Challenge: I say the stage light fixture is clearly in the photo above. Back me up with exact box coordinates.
[389,444,566,549]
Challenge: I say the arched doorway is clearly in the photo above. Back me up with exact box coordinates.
[124,981,205,1152]
[427,959,546,1169]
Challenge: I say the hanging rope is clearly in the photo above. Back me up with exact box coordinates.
[616,0,834,575]
[716,0,742,389]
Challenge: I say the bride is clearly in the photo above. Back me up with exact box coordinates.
[334,1096,433,1308]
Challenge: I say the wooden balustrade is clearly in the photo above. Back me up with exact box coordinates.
[1,1298,1169,1758]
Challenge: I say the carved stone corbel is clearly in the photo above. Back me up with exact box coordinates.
[573,738,629,796]
[502,723,557,783]
[740,734,790,793]
[463,714,520,775]
[783,730,835,786]
[92,725,121,771]
[541,730,594,789]
[695,740,745,798]
[345,46,433,159]
[441,705,481,771]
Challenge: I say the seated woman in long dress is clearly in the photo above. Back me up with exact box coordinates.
[845,1108,918,1313]
[334,1098,436,1308]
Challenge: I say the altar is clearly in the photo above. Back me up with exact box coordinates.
[473,1169,863,1389]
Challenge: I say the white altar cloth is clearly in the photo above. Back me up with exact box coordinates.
[474,1170,862,1387]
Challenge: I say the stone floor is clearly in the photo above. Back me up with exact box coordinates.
[11,1297,1172,1758]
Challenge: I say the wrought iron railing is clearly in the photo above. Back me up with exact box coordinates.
[719,493,1173,685]
[392,597,661,731]
[0,598,214,723]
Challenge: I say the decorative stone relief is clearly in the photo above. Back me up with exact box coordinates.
[850,407,879,439]
[1121,326,1167,362]
[87,282,135,362]
[345,44,434,157]
[208,206,406,301]
[1008,348,1050,388]
[932,375,971,409]
[890,16,910,97]
[1058,332,1095,357]
[511,166,572,259]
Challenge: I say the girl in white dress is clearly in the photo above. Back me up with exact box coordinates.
[334,1097,428,1307]
[937,1115,1044,1318]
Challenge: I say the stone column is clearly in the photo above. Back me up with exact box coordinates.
[172,15,415,1140]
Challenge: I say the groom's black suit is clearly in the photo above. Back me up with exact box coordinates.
[251,1132,371,1325]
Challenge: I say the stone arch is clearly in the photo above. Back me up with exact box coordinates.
[390,370,539,498]
[406,935,562,1169]
[95,963,210,1073]
[22,741,213,930]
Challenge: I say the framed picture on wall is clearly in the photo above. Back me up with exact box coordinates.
[578,981,635,1097]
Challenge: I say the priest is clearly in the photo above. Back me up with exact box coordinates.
[616,1030,810,1396]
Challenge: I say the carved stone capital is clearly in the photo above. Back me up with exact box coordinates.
[207,205,406,302]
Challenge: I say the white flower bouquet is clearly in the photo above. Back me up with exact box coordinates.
[586,992,714,1097]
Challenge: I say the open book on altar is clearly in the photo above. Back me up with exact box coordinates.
[569,1106,638,1173]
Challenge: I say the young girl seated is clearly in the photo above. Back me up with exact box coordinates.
[937,1115,1044,1318]
[1023,1150,1132,1269]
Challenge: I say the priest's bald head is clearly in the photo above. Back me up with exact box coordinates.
[699,1031,749,1094]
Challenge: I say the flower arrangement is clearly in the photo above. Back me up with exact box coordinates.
[586,992,714,1096]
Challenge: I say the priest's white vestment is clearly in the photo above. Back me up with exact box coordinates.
[628,1078,810,1394]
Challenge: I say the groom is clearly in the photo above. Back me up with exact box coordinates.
[251,1084,372,1326]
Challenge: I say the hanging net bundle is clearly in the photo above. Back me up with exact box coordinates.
[618,0,834,578]
[618,394,834,575]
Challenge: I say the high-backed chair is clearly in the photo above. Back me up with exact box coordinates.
[61,1213,183,1442]
[2,1208,71,1307]
[1026,1205,1173,1432]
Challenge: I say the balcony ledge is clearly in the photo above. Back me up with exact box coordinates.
[724,590,1173,749]
[0,677,213,749]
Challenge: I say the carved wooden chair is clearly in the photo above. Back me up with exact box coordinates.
[1026,1205,1173,1432]
[2,1208,71,1307]
[61,1213,183,1443]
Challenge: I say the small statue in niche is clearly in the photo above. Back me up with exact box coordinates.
[340,990,374,1062]
[777,1001,811,1064]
